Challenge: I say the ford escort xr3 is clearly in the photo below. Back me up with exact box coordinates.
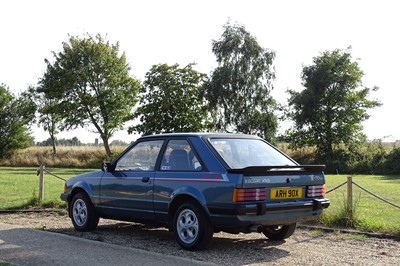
[61,133,329,250]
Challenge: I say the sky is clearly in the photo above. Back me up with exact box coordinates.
[1,0,399,143]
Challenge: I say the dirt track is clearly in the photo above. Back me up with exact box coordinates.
[0,211,399,265]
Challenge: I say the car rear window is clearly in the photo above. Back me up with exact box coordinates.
[209,138,296,168]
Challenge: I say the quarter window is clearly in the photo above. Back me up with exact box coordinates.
[160,139,202,171]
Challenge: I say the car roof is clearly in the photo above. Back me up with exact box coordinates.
[138,132,261,140]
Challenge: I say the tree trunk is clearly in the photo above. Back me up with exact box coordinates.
[50,132,56,154]
[102,136,112,158]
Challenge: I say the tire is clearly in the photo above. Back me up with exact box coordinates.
[263,223,297,240]
[172,201,213,251]
[70,192,99,231]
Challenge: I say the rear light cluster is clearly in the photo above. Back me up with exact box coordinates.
[306,185,326,197]
[233,188,266,202]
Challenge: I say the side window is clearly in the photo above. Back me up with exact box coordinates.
[160,139,203,171]
[115,140,164,171]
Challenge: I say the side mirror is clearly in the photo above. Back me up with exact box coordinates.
[102,162,111,172]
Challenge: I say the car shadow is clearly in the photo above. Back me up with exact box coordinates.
[50,221,291,265]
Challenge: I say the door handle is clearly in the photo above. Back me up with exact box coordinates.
[142,177,150,183]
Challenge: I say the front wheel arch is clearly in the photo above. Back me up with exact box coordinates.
[69,191,99,231]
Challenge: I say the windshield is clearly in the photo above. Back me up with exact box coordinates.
[209,138,296,168]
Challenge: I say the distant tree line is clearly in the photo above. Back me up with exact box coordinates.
[0,20,382,173]
[36,137,129,147]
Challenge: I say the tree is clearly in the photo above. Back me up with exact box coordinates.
[38,34,141,157]
[206,21,278,141]
[286,48,382,157]
[26,86,61,154]
[129,63,210,135]
[0,84,35,157]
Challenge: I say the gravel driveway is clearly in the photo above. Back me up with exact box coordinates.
[0,211,399,265]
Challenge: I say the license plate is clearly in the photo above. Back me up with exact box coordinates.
[270,188,302,199]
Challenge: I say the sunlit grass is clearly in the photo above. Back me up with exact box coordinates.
[0,167,94,209]
[319,174,400,235]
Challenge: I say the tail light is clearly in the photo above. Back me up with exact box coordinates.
[233,188,266,202]
[306,184,326,197]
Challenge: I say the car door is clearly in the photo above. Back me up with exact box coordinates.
[99,139,164,221]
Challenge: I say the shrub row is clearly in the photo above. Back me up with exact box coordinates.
[288,141,400,175]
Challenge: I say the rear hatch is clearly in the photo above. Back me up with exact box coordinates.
[229,165,327,203]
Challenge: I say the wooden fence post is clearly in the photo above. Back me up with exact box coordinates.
[347,176,352,210]
[39,164,44,201]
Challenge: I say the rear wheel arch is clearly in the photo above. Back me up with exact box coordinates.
[169,195,214,250]
[168,194,210,230]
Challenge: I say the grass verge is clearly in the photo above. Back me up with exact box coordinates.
[0,167,94,210]
[314,174,400,236]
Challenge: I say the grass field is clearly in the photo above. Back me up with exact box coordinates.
[0,167,399,235]
[322,174,400,234]
[0,167,93,210]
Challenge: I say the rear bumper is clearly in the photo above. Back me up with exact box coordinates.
[208,198,330,216]
[207,198,330,227]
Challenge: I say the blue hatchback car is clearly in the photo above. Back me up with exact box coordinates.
[61,133,329,250]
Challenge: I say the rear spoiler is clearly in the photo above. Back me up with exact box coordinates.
[227,165,326,176]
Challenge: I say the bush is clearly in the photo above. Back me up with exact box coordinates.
[286,140,400,175]
[383,147,400,174]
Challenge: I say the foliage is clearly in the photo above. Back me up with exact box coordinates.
[206,21,278,141]
[37,33,140,158]
[110,139,130,146]
[129,63,210,135]
[286,48,381,157]
[383,147,400,174]
[0,84,35,158]
[36,137,83,147]
[26,86,61,154]
[289,141,395,175]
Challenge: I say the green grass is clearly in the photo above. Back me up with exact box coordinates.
[321,174,400,235]
[0,167,94,210]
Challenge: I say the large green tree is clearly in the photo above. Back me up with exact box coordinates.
[206,21,277,141]
[286,48,381,157]
[38,34,141,157]
[0,84,35,157]
[129,63,209,135]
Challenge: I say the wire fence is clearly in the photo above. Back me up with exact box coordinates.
[326,176,400,210]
